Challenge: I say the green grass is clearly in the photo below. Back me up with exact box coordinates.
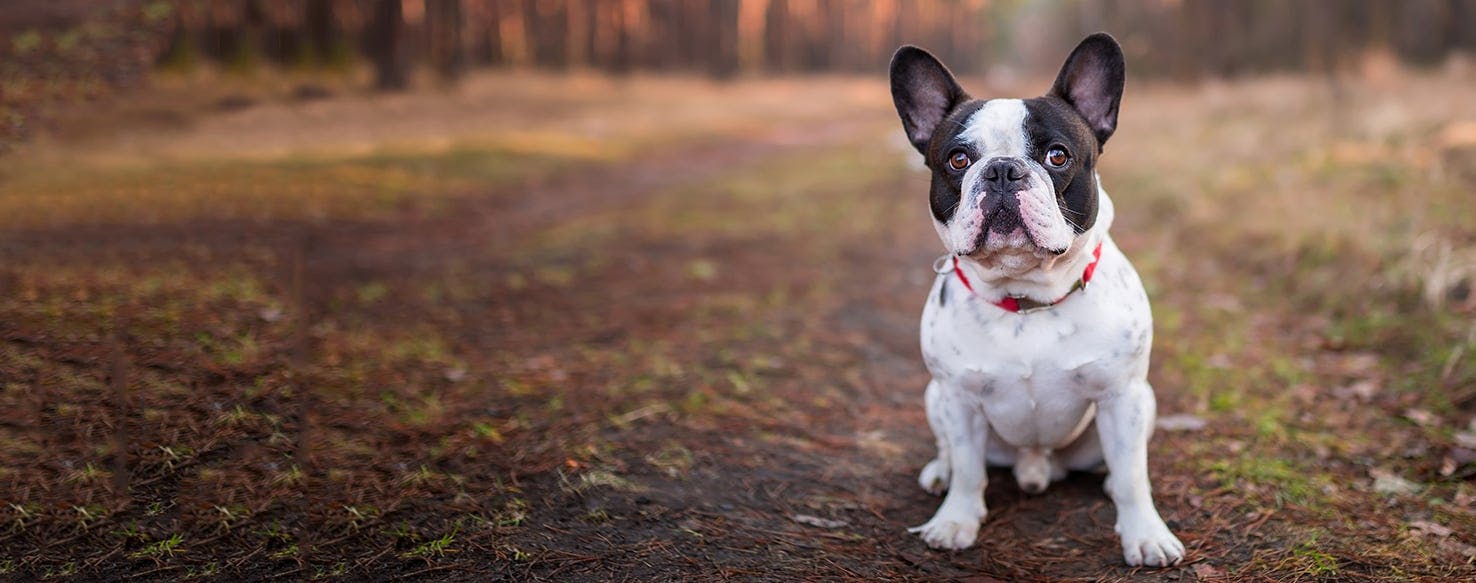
[129,533,185,560]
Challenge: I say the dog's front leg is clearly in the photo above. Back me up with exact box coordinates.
[1096,381,1184,566]
[908,383,988,550]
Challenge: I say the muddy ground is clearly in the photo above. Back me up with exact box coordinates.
[1,67,1474,581]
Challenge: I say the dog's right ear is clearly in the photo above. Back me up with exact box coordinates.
[890,46,969,155]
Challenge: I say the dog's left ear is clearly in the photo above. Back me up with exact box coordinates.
[1049,33,1125,149]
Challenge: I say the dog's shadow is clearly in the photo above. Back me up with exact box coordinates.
[900,466,1150,575]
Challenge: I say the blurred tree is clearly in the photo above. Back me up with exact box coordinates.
[526,0,569,69]
[764,0,790,72]
[369,0,411,89]
[710,0,741,78]
[428,0,467,80]
[305,0,348,68]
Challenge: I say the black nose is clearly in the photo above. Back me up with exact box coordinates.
[980,158,1028,190]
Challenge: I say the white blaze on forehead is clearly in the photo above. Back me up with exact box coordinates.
[962,99,1030,159]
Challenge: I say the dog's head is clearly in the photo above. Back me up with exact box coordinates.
[890,34,1124,272]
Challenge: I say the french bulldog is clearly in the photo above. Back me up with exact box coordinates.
[890,33,1185,567]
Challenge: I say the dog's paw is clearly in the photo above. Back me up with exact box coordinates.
[1117,519,1185,567]
[907,507,984,550]
[918,459,950,495]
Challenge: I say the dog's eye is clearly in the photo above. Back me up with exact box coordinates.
[947,150,971,171]
[1045,147,1070,169]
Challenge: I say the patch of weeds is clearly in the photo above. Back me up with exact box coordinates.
[1253,406,1289,441]
[41,562,76,579]
[145,501,171,516]
[1289,532,1339,578]
[312,563,348,579]
[256,521,293,543]
[494,498,528,528]
[356,281,389,305]
[214,405,259,428]
[129,533,185,559]
[389,334,455,365]
[73,505,109,526]
[677,389,710,414]
[505,545,532,562]
[193,331,261,367]
[184,562,219,579]
[382,392,446,426]
[399,465,440,487]
[472,421,506,444]
[343,505,381,529]
[1209,455,1318,507]
[64,463,109,485]
[582,508,611,523]
[114,522,149,542]
[561,469,637,496]
[686,259,719,282]
[402,529,458,559]
[214,505,251,530]
[1208,389,1241,413]
[271,465,304,487]
[645,442,694,478]
[269,544,299,560]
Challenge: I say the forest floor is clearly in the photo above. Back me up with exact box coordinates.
[1,68,1475,581]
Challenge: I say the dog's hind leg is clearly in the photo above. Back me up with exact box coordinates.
[918,380,951,495]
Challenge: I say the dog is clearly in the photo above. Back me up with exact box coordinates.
[889,33,1185,567]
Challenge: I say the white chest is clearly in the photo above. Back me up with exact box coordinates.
[919,242,1152,448]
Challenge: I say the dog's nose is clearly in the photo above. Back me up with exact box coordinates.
[980,158,1028,190]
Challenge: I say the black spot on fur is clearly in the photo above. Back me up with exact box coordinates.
[1023,98,1101,234]
[938,278,949,306]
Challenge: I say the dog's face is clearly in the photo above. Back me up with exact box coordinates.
[890,34,1125,272]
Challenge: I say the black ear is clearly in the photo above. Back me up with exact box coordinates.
[890,46,969,155]
[1049,33,1125,149]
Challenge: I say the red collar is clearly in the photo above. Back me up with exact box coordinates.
[951,242,1103,313]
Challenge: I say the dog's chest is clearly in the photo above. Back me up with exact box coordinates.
[919,250,1152,447]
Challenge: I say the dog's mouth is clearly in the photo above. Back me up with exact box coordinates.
[966,209,1067,258]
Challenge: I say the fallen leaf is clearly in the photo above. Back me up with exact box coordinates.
[1454,431,1476,450]
[1440,538,1476,559]
[789,514,848,529]
[1157,414,1208,432]
[1369,468,1421,496]
[1332,380,1379,402]
[1404,408,1439,427]
[1410,520,1453,537]
[1193,562,1226,580]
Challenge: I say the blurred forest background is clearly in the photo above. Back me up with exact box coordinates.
[3,1,1476,581]
[5,0,1476,147]
[6,0,1476,155]
[132,0,1476,80]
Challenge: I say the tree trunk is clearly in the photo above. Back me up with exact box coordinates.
[370,0,411,90]
[429,0,467,81]
[708,0,741,78]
